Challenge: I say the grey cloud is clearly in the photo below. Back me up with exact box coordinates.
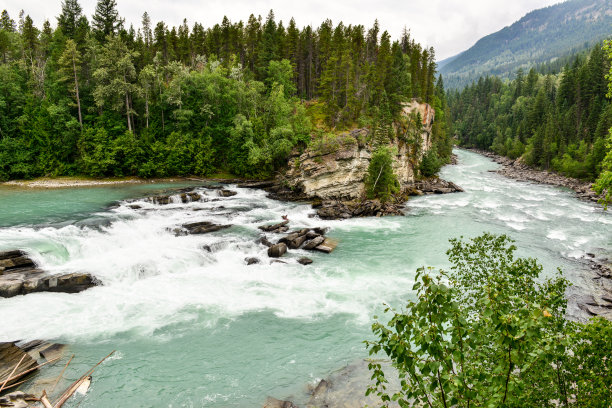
[2,0,561,59]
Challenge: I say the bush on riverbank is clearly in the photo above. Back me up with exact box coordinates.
[367,233,612,408]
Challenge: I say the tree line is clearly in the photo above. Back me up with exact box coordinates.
[448,42,610,181]
[0,0,444,180]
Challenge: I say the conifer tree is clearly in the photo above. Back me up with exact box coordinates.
[92,0,123,41]
[59,39,83,130]
[57,0,83,38]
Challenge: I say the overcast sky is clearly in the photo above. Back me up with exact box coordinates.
[2,0,563,60]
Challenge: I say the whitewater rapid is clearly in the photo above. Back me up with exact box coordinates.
[0,185,411,341]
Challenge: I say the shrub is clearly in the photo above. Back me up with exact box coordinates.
[366,146,399,202]
[366,234,611,408]
[419,149,441,177]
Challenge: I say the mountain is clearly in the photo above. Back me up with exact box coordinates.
[440,0,612,89]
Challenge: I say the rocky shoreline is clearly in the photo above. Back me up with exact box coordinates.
[256,177,464,220]
[467,148,604,204]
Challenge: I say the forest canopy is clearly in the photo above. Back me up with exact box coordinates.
[0,0,445,180]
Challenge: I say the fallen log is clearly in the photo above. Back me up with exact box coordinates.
[50,355,74,392]
[53,350,115,408]
[1,356,61,388]
[0,355,26,393]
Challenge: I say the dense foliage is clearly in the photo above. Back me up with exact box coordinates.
[365,146,399,202]
[0,1,442,180]
[439,0,612,89]
[593,40,612,207]
[449,43,611,181]
[367,233,612,408]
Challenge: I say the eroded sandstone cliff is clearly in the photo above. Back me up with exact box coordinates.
[281,99,435,201]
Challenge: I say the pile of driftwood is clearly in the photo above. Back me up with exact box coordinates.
[0,342,115,408]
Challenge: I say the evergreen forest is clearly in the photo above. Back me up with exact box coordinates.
[449,43,611,181]
[0,0,448,181]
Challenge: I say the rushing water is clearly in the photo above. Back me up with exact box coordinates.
[0,149,610,407]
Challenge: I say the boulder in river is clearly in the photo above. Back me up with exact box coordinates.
[267,243,287,258]
[303,236,325,250]
[245,257,260,265]
[0,251,97,298]
[181,221,232,235]
[287,235,308,249]
[259,220,289,233]
[298,257,313,265]
[315,238,338,254]
[218,189,237,197]
[256,236,274,248]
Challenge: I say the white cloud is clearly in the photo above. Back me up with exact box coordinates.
[2,0,562,59]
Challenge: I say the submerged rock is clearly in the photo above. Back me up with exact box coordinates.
[263,397,298,408]
[245,257,260,265]
[256,236,274,248]
[298,257,313,265]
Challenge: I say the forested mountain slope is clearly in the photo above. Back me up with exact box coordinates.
[440,0,612,89]
[449,43,610,181]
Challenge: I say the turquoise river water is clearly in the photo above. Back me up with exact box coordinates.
[0,149,610,407]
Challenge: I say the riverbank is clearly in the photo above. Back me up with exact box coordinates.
[0,175,259,189]
[466,148,604,204]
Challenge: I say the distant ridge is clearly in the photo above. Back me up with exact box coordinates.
[440,0,612,89]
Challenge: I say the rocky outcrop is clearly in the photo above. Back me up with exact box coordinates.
[282,100,436,202]
[0,250,97,298]
[257,221,335,262]
[315,200,405,219]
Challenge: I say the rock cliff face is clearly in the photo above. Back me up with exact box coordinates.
[282,100,435,201]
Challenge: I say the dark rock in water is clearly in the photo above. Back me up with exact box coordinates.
[303,236,325,250]
[312,227,329,236]
[237,180,275,189]
[245,257,260,265]
[256,236,274,248]
[0,252,35,272]
[0,251,97,298]
[22,272,96,295]
[287,235,308,249]
[278,233,299,245]
[263,397,298,408]
[180,192,202,203]
[218,189,237,197]
[181,221,232,235]
[298,257,313,265]
[316,200,404,220]
[259,220,289,233]
[128,204,142,209]
[305,231,321,239]
[268,243,287,258]
[410,178,464,195]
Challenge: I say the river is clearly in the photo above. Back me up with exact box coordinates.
[0,149,610,407]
